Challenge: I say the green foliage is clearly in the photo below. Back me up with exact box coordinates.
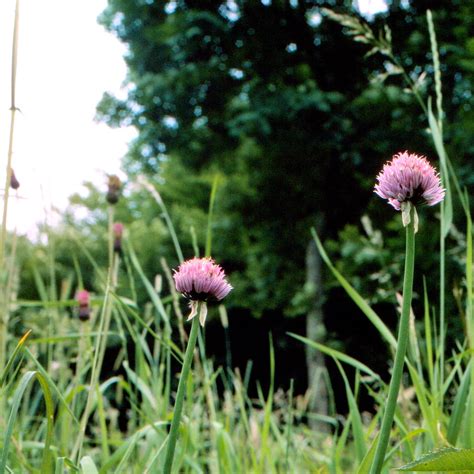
[398,447,474,472]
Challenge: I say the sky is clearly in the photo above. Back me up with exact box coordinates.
[0,0,387,238]
[0,0,135,237]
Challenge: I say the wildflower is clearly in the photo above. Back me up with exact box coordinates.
[173,257,232,326]
[76,289,91,321]
[113,222,124,254]
[10,169,20,190]
[106,175,122,204]
[374,151,445,229]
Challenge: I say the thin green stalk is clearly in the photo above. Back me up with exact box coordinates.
[0,0,20,434]
[72,207,119,461]
[465,207,474,447]
[370,207,416,474]
[0,0,19,271]
[163,316,200,474]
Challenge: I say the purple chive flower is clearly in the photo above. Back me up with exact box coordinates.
[76,289,91,321]
[173,257,232,326]
[374,151,445,211]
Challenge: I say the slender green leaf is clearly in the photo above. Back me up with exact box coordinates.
[334,361,366,463]
[0,330,31,386]
[288,332,381,380]
[0,371,55,474]
[447,362,471,444]
[80,456,99,474]
[356,433,379,474]
[398,447,474,471]
[311,228,396,349]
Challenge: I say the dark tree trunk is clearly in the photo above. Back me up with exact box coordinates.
[305,216,328,432]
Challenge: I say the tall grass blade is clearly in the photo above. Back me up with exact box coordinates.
[398,447,474,471]
[311,228,396,349]
[289,332,380,380]
[334,360,366,463]
[0,329,31,386]
[0,370,55,474]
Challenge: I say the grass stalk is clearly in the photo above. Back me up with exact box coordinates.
[163,316,200,474]
[72,206,119,461]
[370,206,416,473]
[0,0,20,434]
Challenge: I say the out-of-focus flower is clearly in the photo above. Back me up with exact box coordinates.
[374,151,445,211]
[10,169,20,190]
[106,175,122,205]
[173,257,232,326]
[76,289,91,321]
[113,222,124,254]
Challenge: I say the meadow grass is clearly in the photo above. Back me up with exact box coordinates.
[1,5,474,474]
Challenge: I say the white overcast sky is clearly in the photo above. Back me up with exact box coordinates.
[0,0,135,236]
[0,0,387,238]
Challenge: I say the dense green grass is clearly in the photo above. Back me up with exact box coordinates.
[2,5,474,474]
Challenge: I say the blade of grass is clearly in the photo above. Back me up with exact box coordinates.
[447,361,471,444]
[0,370,55,474]
[0,329,31,386]
[289,332,381,381]
[205,174,220,257]
[311,228,396,349]
[334,360,366,464]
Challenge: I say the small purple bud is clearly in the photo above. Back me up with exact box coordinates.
[10,169,20,190]
[113,222,124,254]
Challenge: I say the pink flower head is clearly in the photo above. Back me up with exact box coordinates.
[76,290,90,307]
[374,151,445,211]
[113,222,124,238]
[76,289,91,321]
[174,257,232,302]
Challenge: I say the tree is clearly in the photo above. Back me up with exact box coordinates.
[95,0,474,419]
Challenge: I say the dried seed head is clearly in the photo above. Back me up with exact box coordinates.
[106,175,122,204]
[10,169,20,190]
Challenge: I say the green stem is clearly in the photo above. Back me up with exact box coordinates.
[370,207,416,474]
[163,316,200,474]
[72,206,118,462]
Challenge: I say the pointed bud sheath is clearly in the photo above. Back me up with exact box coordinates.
[113,222,124,254]
[76,289,91,321]
[173,257,233,326]
[10,169,20,190]
[374,151,445,230]
[106,175,122,205]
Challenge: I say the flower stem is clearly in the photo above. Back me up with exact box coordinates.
[163,316,200,474]
[370,208,416,474]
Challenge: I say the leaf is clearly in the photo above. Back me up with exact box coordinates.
[0,329,32,386]
[356,433,379,474]
[333,361,366,463]
[0,371,55,474]
[398,447,474,471]
[427,100,452,237]
[80,456,99,474]
[288,332,380,381]
[311,228,396,349]
[447,361,471,444]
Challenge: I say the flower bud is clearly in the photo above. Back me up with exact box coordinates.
[10,169,20,190]
[106,175,122,205]
[113,222,124,254]
[76,289,91,322]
